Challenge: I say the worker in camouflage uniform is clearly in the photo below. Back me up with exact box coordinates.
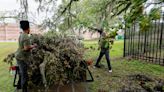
[94,28,112,73]
[15,20,37,92]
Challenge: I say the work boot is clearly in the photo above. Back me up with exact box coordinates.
[94,65,101,68]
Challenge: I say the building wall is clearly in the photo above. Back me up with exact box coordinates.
[82,31,99,40]
[75,29,100,40]
[0,23,42,42]
[0,23,100,41]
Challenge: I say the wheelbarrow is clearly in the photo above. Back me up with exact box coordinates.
[13,61,94,92]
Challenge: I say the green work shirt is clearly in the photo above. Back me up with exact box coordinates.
[15,33,31,61]
[99,32,110,49]
[101,38,109,49]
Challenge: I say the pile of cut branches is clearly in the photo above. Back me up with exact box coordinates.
[4,31,86,88]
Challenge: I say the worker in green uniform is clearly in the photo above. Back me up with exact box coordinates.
[15,20,37,92]
[94,28,112,73]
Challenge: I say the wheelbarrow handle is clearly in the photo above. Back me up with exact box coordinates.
[13,66,19,87]
[86,66,94,82]
[81,61,94,82]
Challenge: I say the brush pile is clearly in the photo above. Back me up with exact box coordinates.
[4,31,86,88]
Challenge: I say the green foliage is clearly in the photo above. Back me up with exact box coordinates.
[139,16,151,32]
[56,0,121,32]
[3,32,87,89]
[112,0,146,16]
[125,6,161,32]
[149,8,161,20]
[109,28,118,38]
[114,0,163,32]
[17,0,164,33]
[3,53,15,66]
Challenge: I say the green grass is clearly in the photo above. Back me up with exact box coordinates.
[0,40,164,92]
[0,42,17,92]
[83,40,164,92]
[84,40,124,60]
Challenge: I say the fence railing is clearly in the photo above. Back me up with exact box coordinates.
[124,15,164,66]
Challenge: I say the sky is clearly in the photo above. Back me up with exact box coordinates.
[0,0,157,11]
[0,0,41,13]
[0,0,61,24]
[0,0,20,11]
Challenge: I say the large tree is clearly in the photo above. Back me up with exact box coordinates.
[47,0,163,32]
[1,0,162,32]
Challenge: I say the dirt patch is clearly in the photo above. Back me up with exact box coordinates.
[128,74,154,82]
[119,74,164,92]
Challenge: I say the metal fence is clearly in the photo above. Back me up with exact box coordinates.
[124,15,164,66]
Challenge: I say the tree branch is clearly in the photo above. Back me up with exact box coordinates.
[0,16,18,19]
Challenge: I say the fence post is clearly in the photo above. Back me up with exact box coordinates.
[123,28,126,57]
[124,11,127,57]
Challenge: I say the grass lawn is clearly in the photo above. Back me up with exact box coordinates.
[84,40,164,92]
[84,40,124,60]
[0,42,17,92]
[0,40,164,92]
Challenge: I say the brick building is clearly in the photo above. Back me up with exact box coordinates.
[78,31,99,40]
[74,28,100,40]
[0,23,42,42]
[0,23,100,41]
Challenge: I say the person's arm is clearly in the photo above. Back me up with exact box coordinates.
[23,35,37,51]
[23,44,36,51]
[98,39,101,50]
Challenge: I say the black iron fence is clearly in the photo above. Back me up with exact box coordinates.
[124,15,164,66]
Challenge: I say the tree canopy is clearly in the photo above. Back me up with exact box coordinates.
[37,0,163,32]
[0,0,163,32]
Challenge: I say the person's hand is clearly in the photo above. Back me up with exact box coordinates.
[110,46,112,49]
[97,47,100,50]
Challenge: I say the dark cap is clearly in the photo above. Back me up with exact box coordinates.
[20,20,29,30]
